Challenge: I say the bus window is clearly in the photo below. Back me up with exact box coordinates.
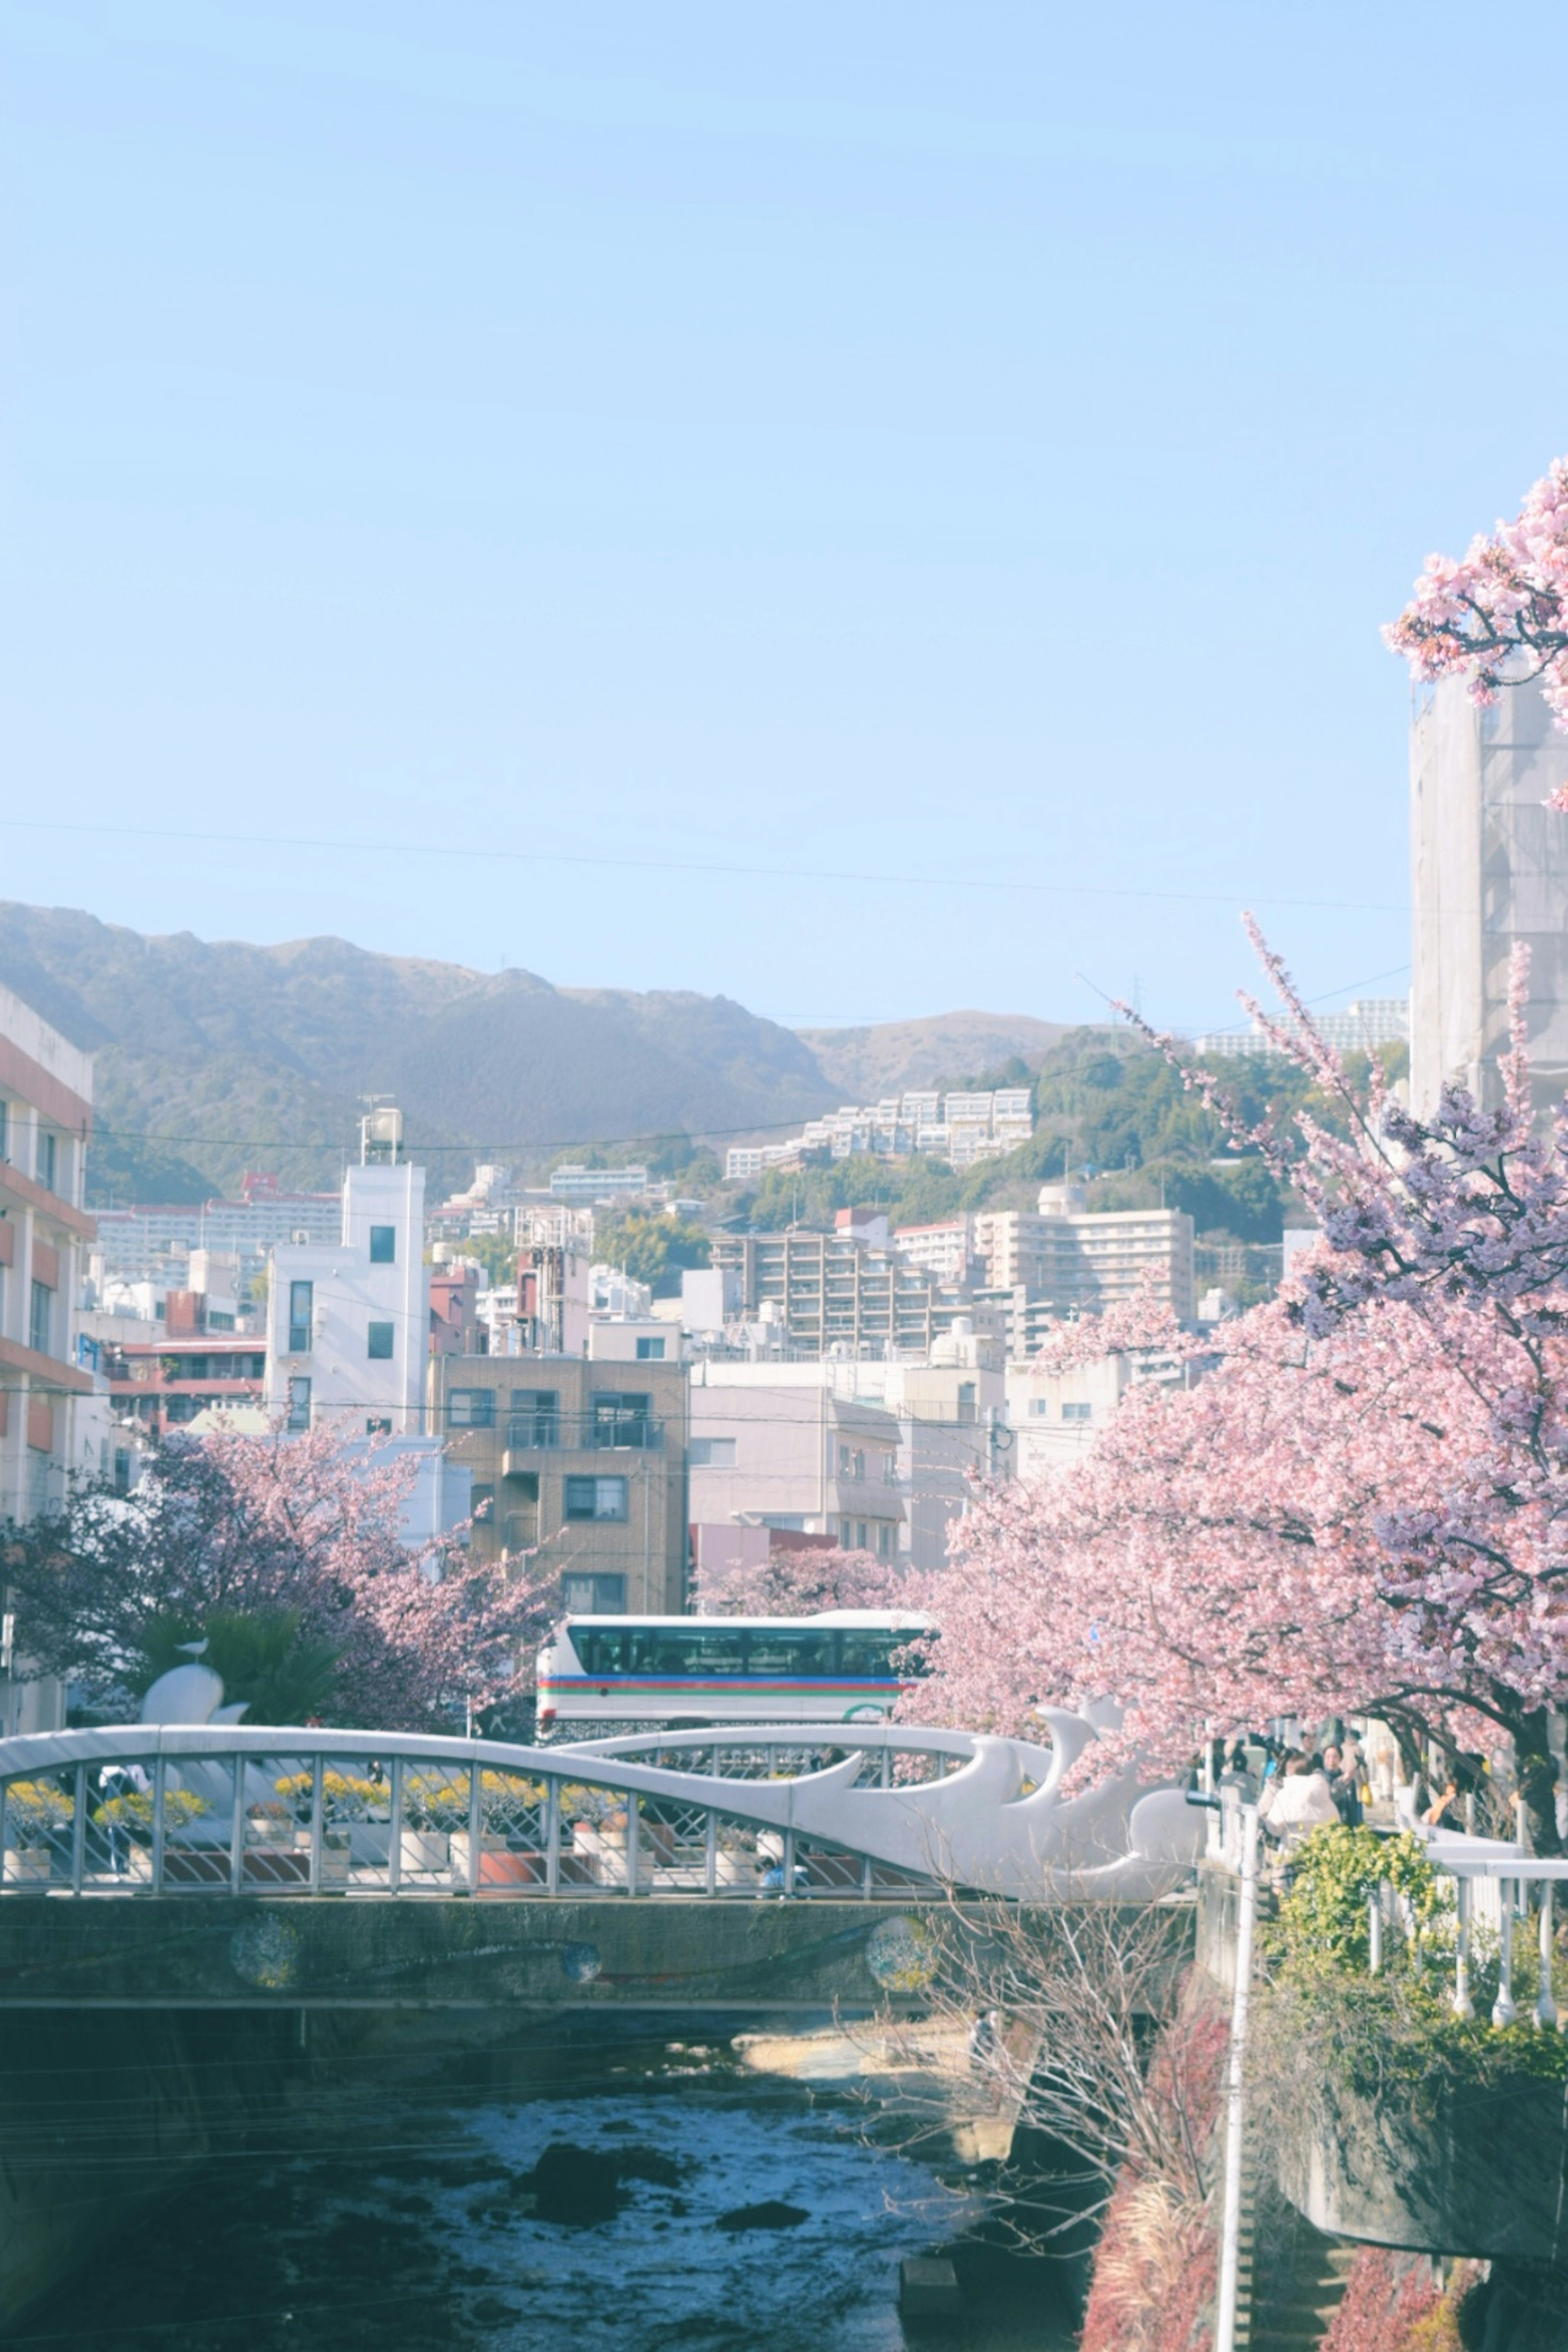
[836,1633,877,1679]
[690,1625,746,1677]
[575,1628,625,1676]
[747,1629,822,1678]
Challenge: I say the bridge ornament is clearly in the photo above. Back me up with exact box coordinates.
[0,1712,1203,1904]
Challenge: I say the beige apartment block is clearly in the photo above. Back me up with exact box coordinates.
[972,1192,1196,1323]
[432,1352,689,1615]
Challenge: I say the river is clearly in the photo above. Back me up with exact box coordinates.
[17,2022,1080,2352]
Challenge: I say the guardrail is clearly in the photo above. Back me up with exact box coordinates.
[0,1715,1208,1904]
[0,1725,937,1903]
[1206,1782,1568,2031]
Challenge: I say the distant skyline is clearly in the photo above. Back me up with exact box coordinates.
[4,3,1567,1035]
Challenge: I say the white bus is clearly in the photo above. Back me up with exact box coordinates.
[534,1612,932,1736]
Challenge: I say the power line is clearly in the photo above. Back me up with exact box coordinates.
[0,816,1410,913]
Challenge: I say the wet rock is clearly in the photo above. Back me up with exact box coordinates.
[527,2142,622,2224]
[715,2200,810,2232]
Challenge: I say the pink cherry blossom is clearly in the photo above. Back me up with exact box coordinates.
[1385,457,1568,733]
[905,925,1568,1838]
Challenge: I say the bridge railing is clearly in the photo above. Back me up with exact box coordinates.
[0,1725,944,1902]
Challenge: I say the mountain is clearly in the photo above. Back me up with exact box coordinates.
[0,904,1082,1209]
[796,1010,1080,1103]
[0,906,837,1206]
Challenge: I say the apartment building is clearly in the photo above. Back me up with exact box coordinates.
[1194,999,1409,1061]
[263,1114,428,1436]
[724,1087,1034,1182]
[0,983,100,1537]
[688,1336,1000,1572]
[710,1228,962,1357]
[1006,1347,1195,1477]
[687,1369,904,1561]
[104,1331,267,1443]
[891,1216,980,1285]
[432,1350,688,1613]
[94,1174,341,1296]
[972,1185,1196,1324]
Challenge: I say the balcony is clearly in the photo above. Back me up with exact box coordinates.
[500,1410,666,1461]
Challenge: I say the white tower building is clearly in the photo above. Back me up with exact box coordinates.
[1411,675,1568,1118]
[264,1109,429,1437]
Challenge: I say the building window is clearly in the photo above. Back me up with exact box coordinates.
[635,1334,666,1360]
[837,1444,851,1474]
[369,1225,396,1265]
[877,1522,893,1560]
[448,1387,496,1429]
[592,1392,654,1448]
[287,1280,314,1354]
[0,1101,9,1163]
[839,1519,852,1547]
[286,1376,312,1432]
[564,1474,628,1522]
[366,1416,391,1436]
[29,1279,51,1357]
[689,1437,736,1468]
[1062,1401,1093,1423]
[853,1450,866,1482]
[36,1130,56,1192]
[509,1389,560,1446]
[856,1521,869,1550]
[367,1321,395,1360]
[957,1381,977,1425]
[562,1572,627,1613]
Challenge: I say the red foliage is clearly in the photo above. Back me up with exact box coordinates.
[1079,1980,1229,2352]
[1318,2248,1448,2352]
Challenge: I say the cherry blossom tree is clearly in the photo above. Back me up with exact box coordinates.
[3,1423,546,1730]
[692,1541,905,1617]
[1384,455,1568,737]
[907,927,1568,1846]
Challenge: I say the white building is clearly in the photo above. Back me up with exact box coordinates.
[726,1085,1036,1180]
[550,1163,648,1203]
[891,1216,979,1285]
[1410,674,1568,1118]
[1193,1000,1409,1061]
[263,1112,428,1437]
[1005,1344,1194,1479]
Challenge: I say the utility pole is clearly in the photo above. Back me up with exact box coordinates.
[1214,1800,1260,2352]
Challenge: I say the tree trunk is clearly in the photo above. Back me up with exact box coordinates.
[1514,1711,1563,1858]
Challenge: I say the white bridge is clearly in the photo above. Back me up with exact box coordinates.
[0,1715,1204,1904]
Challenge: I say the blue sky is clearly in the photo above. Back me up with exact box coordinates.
[3,3,1566,1037]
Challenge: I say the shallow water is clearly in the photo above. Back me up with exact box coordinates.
[21,2030,1078,2352]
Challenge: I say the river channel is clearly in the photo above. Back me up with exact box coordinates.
[20,2023,1080,2352]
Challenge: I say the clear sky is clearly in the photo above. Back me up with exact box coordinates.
[4,3,1566,1038]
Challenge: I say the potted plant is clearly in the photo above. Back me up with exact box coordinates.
[394,1769,466,1874]
[94,1787,210,1880]
[444,1771,548,1888]
[4,1778,71,1883]
[274,1769,384,1882]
